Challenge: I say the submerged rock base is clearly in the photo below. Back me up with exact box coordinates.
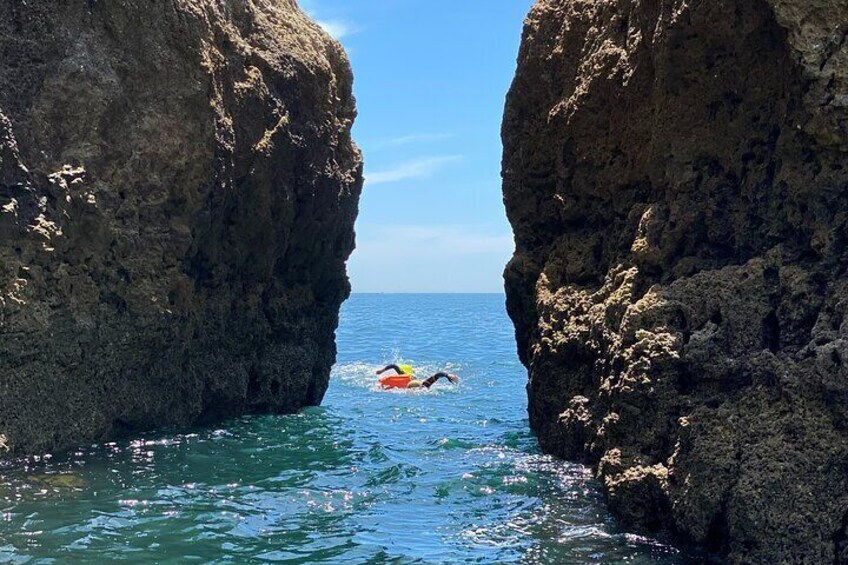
[0,0,362,454]
[503,0,848,562]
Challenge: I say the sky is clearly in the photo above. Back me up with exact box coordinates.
[300,0,533,293]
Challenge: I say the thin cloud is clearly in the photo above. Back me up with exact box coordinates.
[316,19,357,40]
[365,156,461,186]
[352,223,514,260]
[348,224,514,292]
[300,1,359,41]
[365,226,514,255]
[373,132,455,149]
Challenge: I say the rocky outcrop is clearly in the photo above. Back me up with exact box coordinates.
[0,0,362,455]
[503,0,848,562]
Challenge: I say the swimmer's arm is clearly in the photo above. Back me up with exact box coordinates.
[422,373,460,388]
[376,364,403,375]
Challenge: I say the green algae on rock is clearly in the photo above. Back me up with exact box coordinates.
[0,0,362,455]
[502,0,848,562]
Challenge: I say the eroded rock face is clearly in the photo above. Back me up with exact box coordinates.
[0,0,362,454]
[503,0,848,562]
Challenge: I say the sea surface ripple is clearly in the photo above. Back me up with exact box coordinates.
[0,294,691,564]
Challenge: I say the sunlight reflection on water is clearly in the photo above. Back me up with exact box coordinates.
[0,294,693,563]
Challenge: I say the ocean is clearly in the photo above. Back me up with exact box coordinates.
[0,294,688,563]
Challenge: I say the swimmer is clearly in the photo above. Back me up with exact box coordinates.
[376,364,460,389]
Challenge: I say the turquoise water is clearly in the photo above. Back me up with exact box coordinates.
[0,294,689,563]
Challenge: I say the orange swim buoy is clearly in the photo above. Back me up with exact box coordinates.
[379,375,413,389]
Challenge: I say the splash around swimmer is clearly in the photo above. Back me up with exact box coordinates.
[376,364,460,390]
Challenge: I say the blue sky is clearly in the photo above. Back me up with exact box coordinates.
[301,0,532,293]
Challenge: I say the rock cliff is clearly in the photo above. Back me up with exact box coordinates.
[0,0,362,454]
[503,0,848,562]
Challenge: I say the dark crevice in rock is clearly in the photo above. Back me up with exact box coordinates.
[833,510,848,564]
[761,311,781,353]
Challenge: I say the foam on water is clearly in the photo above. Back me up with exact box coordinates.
[0,294,694,563]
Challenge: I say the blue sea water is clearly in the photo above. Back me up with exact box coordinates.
[0,294,689,563]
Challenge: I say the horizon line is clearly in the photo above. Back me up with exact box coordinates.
[349,291,506,295]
